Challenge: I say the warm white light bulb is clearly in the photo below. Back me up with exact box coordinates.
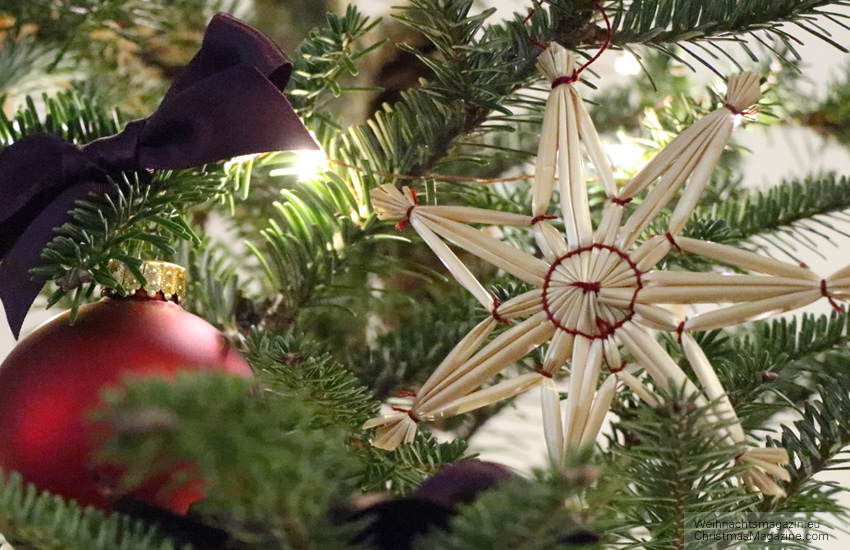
[269,148,329,181]
[614,52,641,76]
[293,149,329,181]
[605,142,646,173]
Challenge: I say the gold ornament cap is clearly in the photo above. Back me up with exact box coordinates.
[108,260,186,304]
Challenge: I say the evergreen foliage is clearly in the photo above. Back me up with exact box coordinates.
[688,173,850,260]
[247,331,470,493]
[604,390,758,550]
[611,0,850,70]
[415,468,602,549]
[95,372,360,550]
[0,472,174,550]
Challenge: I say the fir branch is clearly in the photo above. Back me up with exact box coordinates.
[289,5,384,126]
[766,373,850,517]
[249,331,378,429]
[94,373,360,550]
[0,37,77,99]
[799,58,850,146]
[31,168,231,320]
[415,469,601,550]
[247,331,469,494]
[604,388,757,549]
[0,91,124,146]
[611,0,850,72]
[323,0,555,194]
[683,173,850,262]
[176,236,247,335]
[735,311,850,367]
[350,291,482,400]
[0,472,175,550]
[245,169,384,333]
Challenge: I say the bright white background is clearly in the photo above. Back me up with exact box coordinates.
[2,1,850,547]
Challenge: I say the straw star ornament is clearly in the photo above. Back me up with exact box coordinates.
[364,43,850,497]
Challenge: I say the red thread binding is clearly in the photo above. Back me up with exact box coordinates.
[541,243,644,340]
[491,294,510,325]
[571,281,601,294]
[392,407,420,422]
[547,1,612,86]
[608,360,627,374]
[551,75,578,88]
[534,368,554,378]
[725,103,759,119]
[611,197,632,206]
[821,280,843,313]
[395,188,418,230]
[665,232,683,253]
[531,214,558,225]
[724,103,744,116]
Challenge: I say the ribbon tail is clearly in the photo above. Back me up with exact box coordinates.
[0,182,111,338]
[0,134,80,253]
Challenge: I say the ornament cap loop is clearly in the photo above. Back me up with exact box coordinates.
[108,260,186,304]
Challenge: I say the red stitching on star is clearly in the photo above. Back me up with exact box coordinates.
[608,360,627,374]
[491,294,509,325]
[541,244,644,340]
[611,196,633,206]
[571,281,602,294]
[724,102,744,116]
[395,188,418,231]
[531,214,558,225]
[665,232,683,253]
[397,389,417,398]
[725,103,759,119]
[821,279,843,313]
[552,75,579,88]
[392,407,420,422]
[534,368,554,378]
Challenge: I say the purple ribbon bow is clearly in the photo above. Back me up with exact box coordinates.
[0,13,318,338]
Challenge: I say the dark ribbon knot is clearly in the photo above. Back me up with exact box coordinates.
[0,13,318,338]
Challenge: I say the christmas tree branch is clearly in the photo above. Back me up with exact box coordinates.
[31,168,233,322]
[416,468,601,550]
[0,91,123,146]
[682,173,850,262]
[764,373,850,515]
[798,57,850,146]
[288,5,384,124]
[0,472,175,550]
[247,331,469,493]
[610,0,850,72]
[605,388,756,549]
[245,170,391,333]
[94,373,360,550]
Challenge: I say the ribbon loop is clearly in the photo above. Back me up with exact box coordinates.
[0,13,318,338]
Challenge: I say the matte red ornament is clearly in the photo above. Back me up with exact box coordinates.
[0,295,251,513]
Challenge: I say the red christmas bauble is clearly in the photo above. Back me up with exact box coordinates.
[0,295,251,513]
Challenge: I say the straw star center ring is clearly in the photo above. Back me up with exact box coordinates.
[542,244,641,339]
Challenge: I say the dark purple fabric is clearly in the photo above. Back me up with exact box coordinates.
[0,13,318,338]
